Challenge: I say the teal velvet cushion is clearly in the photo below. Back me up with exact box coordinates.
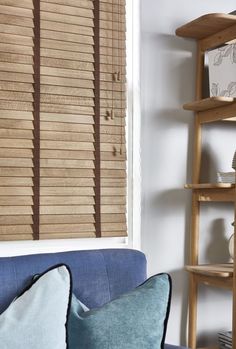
[68,273,171,349]
[0,264,71,349]
[68,293,90,348]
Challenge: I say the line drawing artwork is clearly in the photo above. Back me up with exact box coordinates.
[210,43,236,97]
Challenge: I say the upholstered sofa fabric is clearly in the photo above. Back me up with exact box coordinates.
[0,249,146,314]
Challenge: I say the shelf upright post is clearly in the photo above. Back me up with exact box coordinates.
[233,166,236,349]
[188,41,204,349]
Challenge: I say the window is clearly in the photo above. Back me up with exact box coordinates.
[0,0,126,240]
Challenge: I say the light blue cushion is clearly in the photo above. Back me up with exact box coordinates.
[68,273,171,349]
[0,264,71,349]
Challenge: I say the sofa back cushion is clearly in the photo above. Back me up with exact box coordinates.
[0,249,146,314]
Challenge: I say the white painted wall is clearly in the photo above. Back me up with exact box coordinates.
[140,0,235,346]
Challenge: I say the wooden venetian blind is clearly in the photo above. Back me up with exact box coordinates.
[0,0,126,240]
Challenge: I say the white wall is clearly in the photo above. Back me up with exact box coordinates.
[140,0,235,346]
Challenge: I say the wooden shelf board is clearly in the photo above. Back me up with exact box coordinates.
[197,346,219,349]
[183,97,236,112]
[223,117,236,122]
[185,183,235,202]
[176,13,236,39]
[186,264,233,278]
[185,183,235,189]
[197,345,219,349]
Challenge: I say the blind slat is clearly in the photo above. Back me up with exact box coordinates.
[40,187,94,196]
[41,75,94,88]
[0,149,33,158]
[0,215,33,224]
[40,214,95,224]
[0,176,33,185]
[41,2,94,18]
[40,113,94,124]
[41,196,94,205]
[0,129,33,139]
[0,33,33,46]
[0,160,32,168]
[41,11,94,26]
[40,232,96,239]
[0,13,33,27]
[101,213,126,223]
[41,50,94,63]
[41,38,94,53]
[41,122,93,133]
[0,0,33,9]
[0,187,33,195]
[0,206,33,215]
[40,206,95,214]
[41,29,94,44]
[41,85,94,97]
[0,168,33,176]
[41,20,93,36]
[40,159,94,168]
[41,67,94,80]
[41,149,95,158]
[41,94,94,107]
[40,104,94,115]
[40,223,95,233]
[0,23,33,36]
[0,196,33,205]
[40,168,94,177]
[0,5,33,18]
[40,178,95,186]
[0,225,33,233]
[42,0,93,9]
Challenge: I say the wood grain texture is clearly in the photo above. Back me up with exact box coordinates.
[200,23,236,51]
[41,149,94,160]
[40,168,94,177]
[40,223,95,233]
[40,205,95,215]
[176,13,236,39]
[183,97,235,112]
[186,264,233,277]
[0,5,33,18]
[39,232,96,239]
[41,12,93,27]
[41,0,93,9]
[41,21,93,37]
[40,177,95,186]
[40,214,95,224]
[0,0,33,9]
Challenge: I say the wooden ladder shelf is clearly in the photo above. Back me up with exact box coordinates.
[176,13,236,349]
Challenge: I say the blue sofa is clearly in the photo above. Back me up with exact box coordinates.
[0,248,185,349]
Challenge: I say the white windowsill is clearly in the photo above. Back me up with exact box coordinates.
[0,237,129,257]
